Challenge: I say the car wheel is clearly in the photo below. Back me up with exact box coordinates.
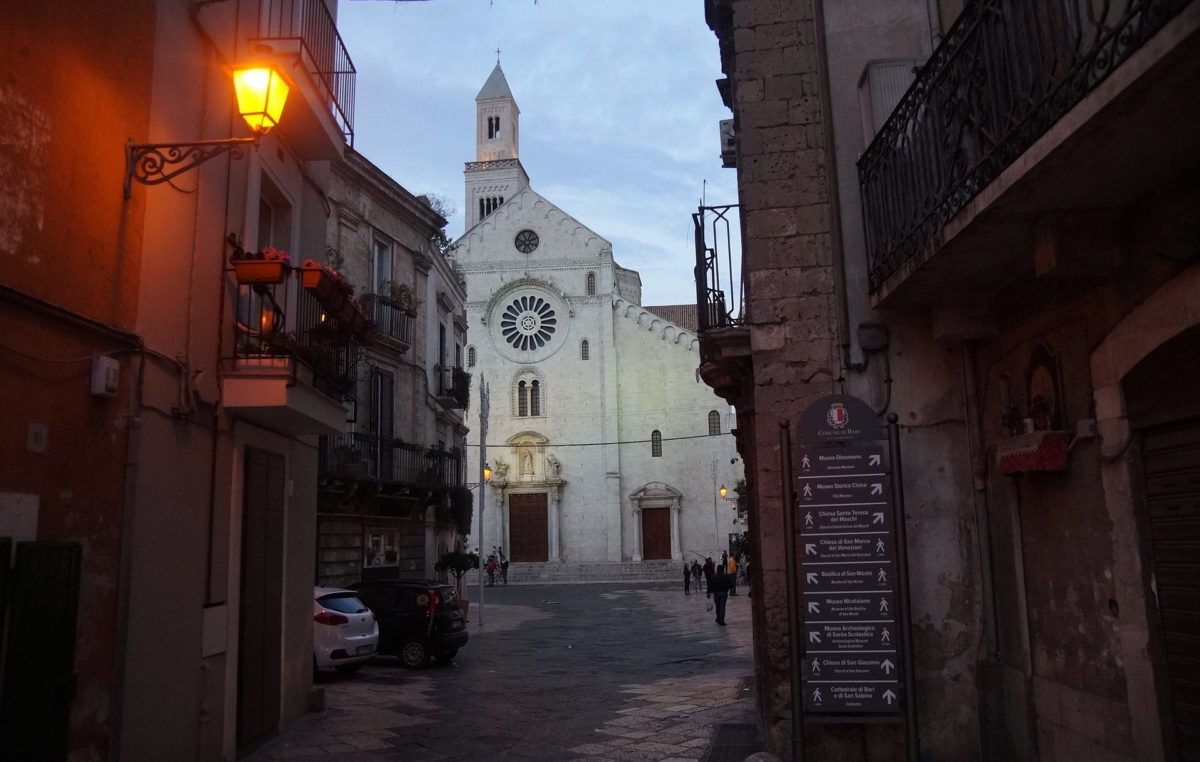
[400,638,430,668]
[334,663,363,674]
[435,648,459,663]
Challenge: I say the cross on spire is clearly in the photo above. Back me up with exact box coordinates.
[496,45,502,63]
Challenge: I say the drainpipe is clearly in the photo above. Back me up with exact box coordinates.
[812,0,864,382]
[962,342,1000,761]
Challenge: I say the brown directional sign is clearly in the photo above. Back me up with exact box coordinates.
[796,394,904,716]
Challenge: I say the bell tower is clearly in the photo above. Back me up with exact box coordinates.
[465,61,529,228]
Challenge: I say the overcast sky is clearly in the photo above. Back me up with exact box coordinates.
[337,0,739,306]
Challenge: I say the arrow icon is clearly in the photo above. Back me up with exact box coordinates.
[870,483,883,495]
[805,543,817,556]
[883,689,897,705]
[881,659,894,674]
[881,627,891,643]
[868,454,881,466]
[808,631,822,644]
[805,512,814,527]
[872,512,885,524]
[811,658,821,674]
[879,598,889,613]
[807,601,820,614]
[806,572,818,585]
[877,569,888,583]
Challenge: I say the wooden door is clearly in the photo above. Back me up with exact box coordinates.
[1142,421,1200,759]
[238,448,285,751]
[642,507,671,560]
[509,493,548,562]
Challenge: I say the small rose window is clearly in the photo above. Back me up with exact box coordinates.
[500,295,557,351]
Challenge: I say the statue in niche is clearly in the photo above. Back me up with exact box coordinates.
[520,449,533,475]
[546,453,561,479]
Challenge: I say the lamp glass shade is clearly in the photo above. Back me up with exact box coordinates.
[719,485,728,499]
[233,66,289,134]
[483,464,493,483]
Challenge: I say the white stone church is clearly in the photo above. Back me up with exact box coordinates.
[452,63,742,574]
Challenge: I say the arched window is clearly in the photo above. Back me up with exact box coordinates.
[467,346,477,368]
[581,340,590,360]
[586,272,597,296]
[518,381,528,417]
[514,371,545,417]
[651,430,662,457]
[708,410,721,435]
[530,380,541,416]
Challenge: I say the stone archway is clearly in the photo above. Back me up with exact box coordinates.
[1091,263,1200,761]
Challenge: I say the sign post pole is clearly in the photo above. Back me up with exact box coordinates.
[888,413,920,762]
[779,420,805,762]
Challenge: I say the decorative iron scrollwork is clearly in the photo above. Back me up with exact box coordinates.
[125,137,258,197]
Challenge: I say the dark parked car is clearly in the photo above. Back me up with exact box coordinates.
[350,580,469,668]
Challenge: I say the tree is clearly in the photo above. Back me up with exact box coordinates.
[435,550,479,597]
[419,193,456,258]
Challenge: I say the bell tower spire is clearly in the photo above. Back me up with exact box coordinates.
[465,61,529,228]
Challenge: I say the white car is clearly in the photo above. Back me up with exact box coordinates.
[313,586,379,673]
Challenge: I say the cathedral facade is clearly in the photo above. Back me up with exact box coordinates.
[454,64,742,567]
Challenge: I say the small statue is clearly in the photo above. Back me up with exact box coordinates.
[520,449,534,475]
[546,453,561,478]
[492,456,509,478]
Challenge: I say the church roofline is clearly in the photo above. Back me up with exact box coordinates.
[476,62,517,104]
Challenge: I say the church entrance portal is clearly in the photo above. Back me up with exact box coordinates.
[509,493,549,562]
[641,507,670,560]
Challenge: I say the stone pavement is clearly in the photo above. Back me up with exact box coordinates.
[248,582,760,761]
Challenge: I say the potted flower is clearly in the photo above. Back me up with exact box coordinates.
[228,235,291,284]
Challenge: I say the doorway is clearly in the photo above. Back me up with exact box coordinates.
[509,493,548,562]
[641,507,671,560]
[238,447,285,751]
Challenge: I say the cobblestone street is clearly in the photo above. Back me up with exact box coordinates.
[248,582,758,761]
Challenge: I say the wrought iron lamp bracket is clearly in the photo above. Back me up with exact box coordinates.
[125,136,261,197]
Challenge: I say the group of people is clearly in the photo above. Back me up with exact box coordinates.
[484,546,509,586]
[683,552,746,626]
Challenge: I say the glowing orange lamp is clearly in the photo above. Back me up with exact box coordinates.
[126,63,291,196]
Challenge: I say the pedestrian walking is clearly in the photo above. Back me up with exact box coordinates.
[708,566,733,625]
[727,554,738,596]
[683,563,691,595]
[703,557,716,592]
[692,560,704,592]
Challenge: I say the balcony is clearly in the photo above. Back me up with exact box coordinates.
[222,265,363,435]
[436,367,471,410]
[318,434,464,490]
[692,204,752,403]
[253,0,356,157]
[858,0,1200,307]
[359,293,414,353]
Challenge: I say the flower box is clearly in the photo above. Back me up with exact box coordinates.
[232,259,288,284]
[301,266,337,300]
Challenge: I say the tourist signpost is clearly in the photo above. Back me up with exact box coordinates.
[784,395,919,761]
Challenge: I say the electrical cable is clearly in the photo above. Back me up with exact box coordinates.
[462,431,735,448]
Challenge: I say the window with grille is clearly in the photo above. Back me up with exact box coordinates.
[651,430,662,457]
[708,410,721,435]
[581,340,589,360]
[586,272,596,295]
[517,381,528,417]
[530,380,541,416]
[468,347,477,367]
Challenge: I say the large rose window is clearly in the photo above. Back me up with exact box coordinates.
[500,295,557,351]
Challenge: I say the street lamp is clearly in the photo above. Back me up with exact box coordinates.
[125,62,291,196]
[719,484,729,499]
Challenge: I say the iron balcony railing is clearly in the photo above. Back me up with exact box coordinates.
[229,267,357,399]
[319,435,463,488]
[857,0,1193,292]
[255,0,356,144]
[438,367,471,410]
[359,294,414,348]
[693,204,742,332]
